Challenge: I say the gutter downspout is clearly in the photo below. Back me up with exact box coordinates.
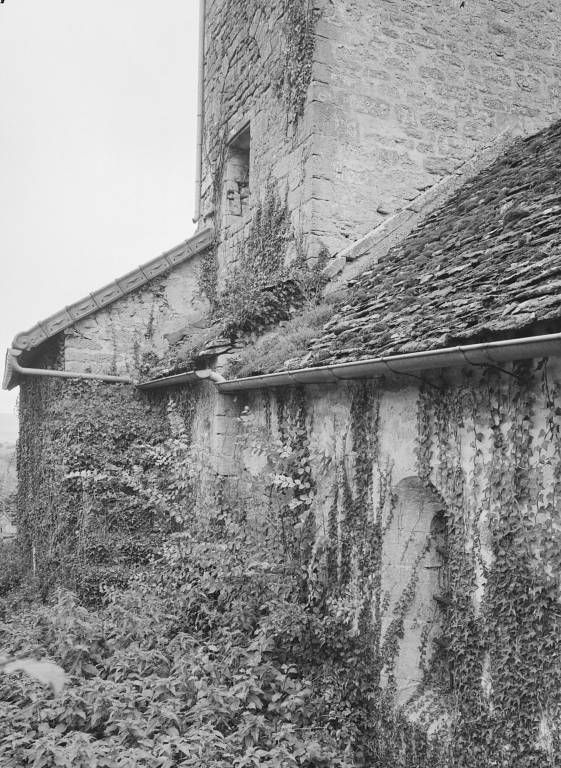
[136,332,561,392]
[4,349,133,390]
[192,0,206,225]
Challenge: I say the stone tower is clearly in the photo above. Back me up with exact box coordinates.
[198,0,561,283]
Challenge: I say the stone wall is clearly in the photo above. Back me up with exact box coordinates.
[309,0,561,255]
[19,270,561,755]
[200,0,561,273]
[213,355,561,756]
[63,253,209,378]
[200,0,317,284]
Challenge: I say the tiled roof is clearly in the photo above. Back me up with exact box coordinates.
[300,121,561,368]
[11,227,214,353]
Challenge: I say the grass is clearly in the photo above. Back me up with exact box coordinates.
[226,300,336,378]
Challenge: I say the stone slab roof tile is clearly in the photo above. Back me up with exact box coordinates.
[299,120,561,368]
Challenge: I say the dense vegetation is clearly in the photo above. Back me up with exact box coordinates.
[2,379,435,768]
[7,359,561,766]
[0,540,365,767]
[16,376,186,601]
[0,453,397,768]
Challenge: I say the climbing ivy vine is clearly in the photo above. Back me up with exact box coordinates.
[16,371,199,604]
[199,185,328,342]
[416,361,561,765]
[11,336,561,765]
[234,361,561,764]
[275,0,318,125]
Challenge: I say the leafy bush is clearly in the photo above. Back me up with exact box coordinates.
[4,391,439,767]
[0,528,371,766]
[212,185,328,340]
[16,379,192,604]
[0,540,25,599]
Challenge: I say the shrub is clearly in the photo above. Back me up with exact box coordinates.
[0,541,25,600]
[211,185,329,340]
[0,532,364,767]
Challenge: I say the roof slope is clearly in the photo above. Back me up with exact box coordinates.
[11,227,213,353]
[303,121,561,367]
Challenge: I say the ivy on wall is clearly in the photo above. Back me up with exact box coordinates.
[198,185,327,346]
[16,365,199,604]
[232,361,561,765]
[416,361,561,765]
[198,0,320,305]
[237,382,443,765]
[14,330,561,763]
[215,185,294,332]
[275,0,318,124]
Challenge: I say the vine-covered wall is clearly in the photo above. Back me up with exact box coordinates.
[223,358,561,764]
[15,311,561,762]
[16,370,201,603]
[200,0,320,293]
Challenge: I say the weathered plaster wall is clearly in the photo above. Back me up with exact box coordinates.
[217,356,561,756]
[63,253,209,377]
[18,286,561,756]
[229,378,443,709]
[311,0,561,254]
[200,0,317,283]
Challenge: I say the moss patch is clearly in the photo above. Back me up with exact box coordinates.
[226,301,337,377]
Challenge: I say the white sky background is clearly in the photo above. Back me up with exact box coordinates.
[0,0,200,417]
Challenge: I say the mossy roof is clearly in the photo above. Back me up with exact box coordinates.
[299,120,561,368]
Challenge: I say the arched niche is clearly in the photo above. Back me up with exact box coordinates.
[380,476,448,707]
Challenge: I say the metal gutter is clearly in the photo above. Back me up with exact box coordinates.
[216,333,561,392]
[3,349,133,391]
[137,368,224,391]
[214,333,561,392]
[20,331,558,394]
[193,0,206,225]
[137,332,561,393]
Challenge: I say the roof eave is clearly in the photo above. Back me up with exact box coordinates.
[137,369,225,390]
[216,332,561,391]
[139,332,561,393]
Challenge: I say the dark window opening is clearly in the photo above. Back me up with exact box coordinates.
[224,124,250,219]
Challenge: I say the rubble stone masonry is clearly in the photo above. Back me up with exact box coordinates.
[201,0,561,267]
[63,254,209,377]
[312,0,561,254]
[201,0,316,282]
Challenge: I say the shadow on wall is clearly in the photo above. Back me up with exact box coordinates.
[381,476,449,707]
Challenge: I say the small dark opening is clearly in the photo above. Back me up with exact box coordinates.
[224,124,250,218]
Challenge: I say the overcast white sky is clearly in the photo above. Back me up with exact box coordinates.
[0,0,200,416]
